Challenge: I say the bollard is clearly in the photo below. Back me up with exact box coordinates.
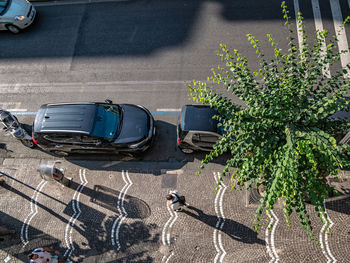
[39,161,70,187]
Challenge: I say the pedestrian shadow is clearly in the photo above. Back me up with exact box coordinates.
[182,206,265,245]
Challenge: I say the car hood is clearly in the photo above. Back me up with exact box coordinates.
[114,104,149,144]
[4,0,30,17]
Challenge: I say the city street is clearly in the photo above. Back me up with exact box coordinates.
[1,0,350,262]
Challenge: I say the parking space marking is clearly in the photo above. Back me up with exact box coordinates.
[20,179,47,246]
[265,210,279,263]
[213,172,227,263]
[0,102,27,112]
[111,170,133,251]
[319,205,337,262]
[64,169,88,258]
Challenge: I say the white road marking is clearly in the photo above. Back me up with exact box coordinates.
[311,0,331,77]
[156,109,181,112]
[330,0,350,78]
[20,179,47,246]
[3,109,27,112]
[319,205,337,263]
[213,172,227,263]
[293,0,303,53]
[0,102,24,111]
[64,169,88,258]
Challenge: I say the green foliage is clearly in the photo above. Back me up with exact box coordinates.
[188,1,350,238]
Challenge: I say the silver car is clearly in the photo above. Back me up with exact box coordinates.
[0,0,36,34]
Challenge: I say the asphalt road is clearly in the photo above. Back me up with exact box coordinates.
[1,0,350,262]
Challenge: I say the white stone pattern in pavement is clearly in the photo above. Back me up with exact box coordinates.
[20,179,47,247]
[213,172,227,263]
[265,210,279,263]
[64,169,88,258]
[111,170,133,251]
[161,191,178,263]
[319,203,337,263]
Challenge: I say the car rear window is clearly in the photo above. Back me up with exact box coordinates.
[0,0,10,15]
[91,104,120,139]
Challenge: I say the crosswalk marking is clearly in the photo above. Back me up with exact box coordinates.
[330,0,350,78]
[312,0,331,77]
[294,0,350,77]
[293,0,303,53]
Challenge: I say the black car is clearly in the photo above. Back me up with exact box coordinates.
[176,105,222,153]
[32,100,155,156]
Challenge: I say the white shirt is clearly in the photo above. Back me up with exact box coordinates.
[30,248,52,263]
[168,190,180,210]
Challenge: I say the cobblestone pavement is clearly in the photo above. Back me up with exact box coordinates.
[0,158,350,263]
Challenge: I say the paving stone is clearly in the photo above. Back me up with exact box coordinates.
[1,160,350,262]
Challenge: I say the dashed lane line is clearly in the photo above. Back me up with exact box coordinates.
[64,169,88,258]
[20,179,47,247]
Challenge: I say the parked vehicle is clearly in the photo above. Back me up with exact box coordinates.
[32,100,155,156]
[0,109,35,148]
[176,105,222,153]
[0,0,36,34]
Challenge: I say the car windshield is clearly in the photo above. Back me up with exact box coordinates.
[91,104,120,139]
[0,0,10,15]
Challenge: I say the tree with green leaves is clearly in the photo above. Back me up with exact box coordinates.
[188,1,350,239]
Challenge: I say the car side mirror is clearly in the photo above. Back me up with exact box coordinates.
[105,99,113,104]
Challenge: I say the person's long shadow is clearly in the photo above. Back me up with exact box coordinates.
[183,206,265,245]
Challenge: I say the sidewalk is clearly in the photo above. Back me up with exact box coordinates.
[1,158,350,262]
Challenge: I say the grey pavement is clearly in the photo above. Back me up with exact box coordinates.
[1,158,350,262]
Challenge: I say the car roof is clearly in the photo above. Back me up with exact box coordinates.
[33,103,97,134]
[181,105,219,132]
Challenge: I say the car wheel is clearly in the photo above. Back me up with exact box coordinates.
[180,148,194,154]
[51,150,69,157]
[6,25,20,34]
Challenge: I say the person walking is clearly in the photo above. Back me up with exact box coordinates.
[27,247,71,263]
[166,190,188,212]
